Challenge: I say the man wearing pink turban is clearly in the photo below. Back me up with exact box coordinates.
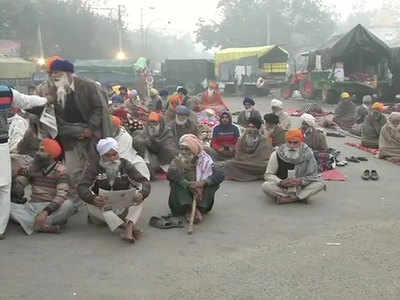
[167,134,224,224]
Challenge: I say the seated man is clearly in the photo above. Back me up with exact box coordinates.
[361,102,387,148]
[112,116,150,180]
[237,97,263,128]
[351,95,372,136]
[334,92,356,131]
[262,130,325,204]
[10,139,76,235]
[300,113,328,152]
[167,134,224,224]
[171,105,199,143]
[271,99,291,131]
[148,88,163,112]
[134,112,178,177]
[223,117,273,181]
[78,138,151,243]
[264,113,286,147]
[379,112,400,163]
[211,111,240,161]
[200,82,229,115]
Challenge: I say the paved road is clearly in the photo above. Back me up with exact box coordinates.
[1,96,400,300]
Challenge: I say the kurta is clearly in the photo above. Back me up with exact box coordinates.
[379,123,400,161]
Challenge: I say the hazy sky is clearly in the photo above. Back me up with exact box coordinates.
[118,0,384,34]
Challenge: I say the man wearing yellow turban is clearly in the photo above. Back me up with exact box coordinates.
[262,130,325,204]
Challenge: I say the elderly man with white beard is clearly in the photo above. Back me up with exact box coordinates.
[262,130,325,204]
[78,138,151,243]
[36,57,114,204]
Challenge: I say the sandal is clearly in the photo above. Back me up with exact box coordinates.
[346,156,360,163]
[337,161,348,167]
[357,156,368,161]
[149,216,184,229]
[361,170,370,180]
[370,170,379,181]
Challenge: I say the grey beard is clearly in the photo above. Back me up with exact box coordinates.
[53,75,71,108]
[244,135,260,150]
[286,148,300,161]
[100,159,121,187]
[175,117,188,126]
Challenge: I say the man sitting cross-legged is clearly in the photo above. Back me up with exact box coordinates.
[262,130,325,204]
[10,139,76,235]
[78,138,151,243]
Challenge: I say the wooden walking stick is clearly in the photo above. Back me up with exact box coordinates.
[187,194,198,235]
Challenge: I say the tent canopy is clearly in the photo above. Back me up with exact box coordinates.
[74,59,137,72]
[215,45,288,65]
[330,24,391,64]
[0,57,35,79]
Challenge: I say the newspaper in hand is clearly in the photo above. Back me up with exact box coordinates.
[40,105,58,138]
[99,187,139,211]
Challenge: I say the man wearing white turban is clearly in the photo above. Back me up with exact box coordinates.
[78,137,151,243]
[300,113,328,152]
[271,99,291,131]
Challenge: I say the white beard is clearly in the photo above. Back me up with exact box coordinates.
[100,159,121,187]
[286,148,300,161]
[53,73,71,108]
[148,125,160,137]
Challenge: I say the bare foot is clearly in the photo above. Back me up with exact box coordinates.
[194,209,203,224]
[275,195,298,205]
[132,223,143,240]
[121,221,135,243]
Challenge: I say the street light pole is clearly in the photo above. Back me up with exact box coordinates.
[266,11,271,45]
[118,5,123,54]
[140,8,145,54]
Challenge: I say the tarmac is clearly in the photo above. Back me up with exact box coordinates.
[1,95,400,300]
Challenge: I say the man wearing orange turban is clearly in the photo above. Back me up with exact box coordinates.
[10,139,76,235]
[262,130,325,204]
[361,102,387,148]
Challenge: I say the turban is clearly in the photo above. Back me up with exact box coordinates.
[271,99,282,108]
[243,96,255,106]
[112,116,122,128]
[150,88,159,97]
[111,95,124,103]
[49,59,74,73]
[159,89,169,97]
[389,112,400,124]
[148,112,162,122]
[176,105,190,116]
[247,117,262,129]
[372,102,384,112]
[300,113,316,127]
[170,94,183,109]
[129,89,138,96]
[97,137,119,156]
[46,56,63,72]
[42,139,63,159]
[179,134,203,155]
[341,92,351,100]
[286,130,304,143]
[264,113,279,124]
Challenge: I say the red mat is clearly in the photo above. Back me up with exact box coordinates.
[345,142,379,155]
[323,169,347,181]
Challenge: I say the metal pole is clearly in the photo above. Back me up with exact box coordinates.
[140,8,144,54]
[38,24,44,58]
[118,5,123,53]
[266,11,271,45]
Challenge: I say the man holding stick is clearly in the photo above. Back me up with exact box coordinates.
[167,134,224,226]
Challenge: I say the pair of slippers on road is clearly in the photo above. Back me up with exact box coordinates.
[362,170,379,181]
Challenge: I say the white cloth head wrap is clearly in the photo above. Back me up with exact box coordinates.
[97,137,120,156]
[300,113,316,127]
[271,99,283,108]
